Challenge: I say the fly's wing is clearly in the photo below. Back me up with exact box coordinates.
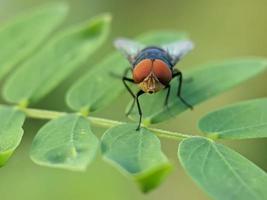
[114,38,145,64]
[162,40,194,66]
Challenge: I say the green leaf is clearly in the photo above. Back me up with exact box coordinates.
[3,14,111,105]
[66,31,188,112]
[178,137,267,200]
[199,98,267,139]
[0,106,25,166]
[101,123,172,193]
[30,114,98,171]
[128,58,267,124]
[0,3,68,79]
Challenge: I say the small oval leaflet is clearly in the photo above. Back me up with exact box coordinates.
[30,114,99,171]
[199,98,267,139]
[0,106,25,166]
[178,137,267,200]
[101,123,172,193]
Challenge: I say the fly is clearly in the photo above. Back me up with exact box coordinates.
[114,38,194,130]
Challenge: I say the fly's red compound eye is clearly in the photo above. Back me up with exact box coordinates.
[152,59,172,85]
[133,59,153,83]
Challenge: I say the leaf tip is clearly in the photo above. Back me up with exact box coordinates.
[0,151,14,167]
[136,163,173,193]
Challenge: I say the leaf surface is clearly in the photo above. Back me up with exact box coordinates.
[0,106,25,166]
[0,3,68,78]
[3,14,111,104]
[101,123,172,192]
[178,137,267,200]
[199,98,267,139]
[30,114,98,171]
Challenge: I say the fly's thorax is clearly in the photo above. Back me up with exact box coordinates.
[134,47,172,66]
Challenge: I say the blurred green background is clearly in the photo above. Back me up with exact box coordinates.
[0,0,267,199]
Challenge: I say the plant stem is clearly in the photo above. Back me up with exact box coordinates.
[19,106,193,140]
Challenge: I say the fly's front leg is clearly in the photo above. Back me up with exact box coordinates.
[122,68,136,116]
[164,84,171,107]
[135,90,145,131]
[123,77,136,116]
[172,69,193,110]
[121,68,145,130]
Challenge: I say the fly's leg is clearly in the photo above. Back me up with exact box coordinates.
[172,69,193,110]
[123,77,136,116]
[164,84,171,107]
[136,90,145,131]
[122,68,136,116]
[121,68,145,130]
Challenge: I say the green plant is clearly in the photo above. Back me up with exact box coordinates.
[0,3,266,200]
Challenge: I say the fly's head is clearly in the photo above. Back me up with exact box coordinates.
[132,58,172,94]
